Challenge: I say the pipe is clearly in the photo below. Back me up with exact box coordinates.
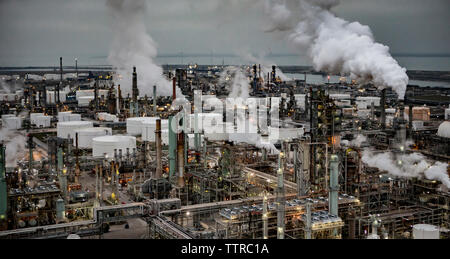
[172,77,177,101]
[168,116,177,179]
[0,143,7,223]
[177,132,185,188]
[155,119,163,179]
[276,151,285,239]
[58,57,62,104]
[263,195,268,239]
[305,203,312,239]
[329,154,339,216]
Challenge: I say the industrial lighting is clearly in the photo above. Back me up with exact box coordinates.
[186,211,191,216]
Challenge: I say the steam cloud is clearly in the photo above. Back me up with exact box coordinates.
[106,0,181,97]
[264,0,409,99]
[0,128,26,167]
[362,150,450,188]
[341,134,367,148]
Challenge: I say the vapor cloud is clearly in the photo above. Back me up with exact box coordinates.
[264,0,409,99]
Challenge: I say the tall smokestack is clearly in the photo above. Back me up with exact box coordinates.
[272,65,276,83]
[380,89,386,129]
[177,132,185,187]
[132,66,138,103]
[58,57,62,103]
[172,77,177,101]
[155,119,162,179]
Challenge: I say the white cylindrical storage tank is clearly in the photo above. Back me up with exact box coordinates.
[92,135,136,158]
[1,114,15,120]
[76,90,94,100]
[412,224,439,239]
[35,115,52,128]
[141,119,169,142]
[445,108,450,120]
[74,127,112,149]
[67,114,81,122]
[57,121,93,139]
[3,116,22,129]
[126,117,159,136]
[78,96,94,107]
[437,121,450,138]
[30,113,44,125]
[46,91,67,104]
[58,111,72,122]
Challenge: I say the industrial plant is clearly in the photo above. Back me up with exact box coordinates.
[0,0,448,241]
[0,59,448,240]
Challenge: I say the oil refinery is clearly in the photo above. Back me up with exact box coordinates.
[0,0,449,242]
[0,60,448,240]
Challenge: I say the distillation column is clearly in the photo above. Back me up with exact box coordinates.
[276,151,285,239]
[155,119,163,179]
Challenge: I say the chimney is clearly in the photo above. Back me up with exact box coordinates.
[272,65,276,83]
[58,57,62,103]
[155,119,163,179]
[172,77,177,101]
[132,66,138,103]
[177,132,185,187]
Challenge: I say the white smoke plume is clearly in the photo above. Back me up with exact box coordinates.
[264,0,409,99]
[362,149,450,188]
[218,66,251,99]
[106,0,181,97]
[341,134,367,148]
[0,128,26,167]
[239,52,291,82]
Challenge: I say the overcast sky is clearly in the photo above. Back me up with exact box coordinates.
[0,0,449,66]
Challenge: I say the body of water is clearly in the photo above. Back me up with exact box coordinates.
[2,54,449,72]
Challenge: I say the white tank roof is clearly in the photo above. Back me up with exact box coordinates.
[126,117,160,136]
[92,135,136,157]
[437,121,450,138]
[74,127,112,149]
[413,224,440,239]
[57,121,93,139]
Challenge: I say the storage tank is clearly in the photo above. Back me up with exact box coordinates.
[34,115,52,128]
[78,96,94,107]
[437,121,450,138]
[126,117,159,136]
[3,116,22,129]
[0,93,17,102]
[57,121,93,139]
[58,112,72,122]
[67,114,81,121]
[46,90,67,104]
[30,113,44,124]
[74,127,112,149]
[1,114,15,121]
[92,135,136,158]
[141,119,169,142]
[412,224,440,239]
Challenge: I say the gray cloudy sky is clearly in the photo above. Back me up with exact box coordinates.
[0,0,449,66]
